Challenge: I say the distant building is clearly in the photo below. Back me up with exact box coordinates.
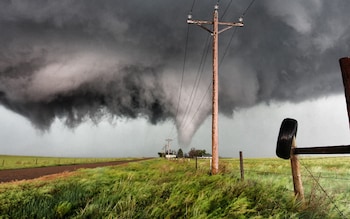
[165,154,177,159]
[197,154,212,159]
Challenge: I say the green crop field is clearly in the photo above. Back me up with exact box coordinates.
[0,156,349,218]
[0,155,132,170]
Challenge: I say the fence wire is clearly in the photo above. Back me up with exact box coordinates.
[230,157,350,218]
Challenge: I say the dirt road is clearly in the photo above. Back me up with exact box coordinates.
[0,158,152,183]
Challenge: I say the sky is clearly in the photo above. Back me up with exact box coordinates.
[0,0,350,158]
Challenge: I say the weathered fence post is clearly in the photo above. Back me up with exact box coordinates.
[210,158,212,173]
[239,151,244,181]
[276,118,304,201]
[275,58,350,202]
[290,137,304,201]
[195,156,198,170]
[276,116,350,201]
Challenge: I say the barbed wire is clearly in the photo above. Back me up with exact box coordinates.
[241,169,350,181]
[189,155,349,217]
[299,159,346,219]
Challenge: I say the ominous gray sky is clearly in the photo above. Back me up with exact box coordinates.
[0,0,350,157]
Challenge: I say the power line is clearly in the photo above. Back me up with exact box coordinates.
[169,0,257,146]
[169,32,211,141]
[219,27,238,67]
[220,0,233,20]
[219,0,257,66]
[168,24,190,139]
[167,0,201,140]
[182,83,212,132]
[171,5,211,152]
[183,0,256,130]
[190,0,197,13]
[178,6,218,139]
[177,0,247,142]
[178,35,211,132]
[242,0,257,17]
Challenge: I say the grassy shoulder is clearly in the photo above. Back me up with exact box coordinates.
[0,158,348,218]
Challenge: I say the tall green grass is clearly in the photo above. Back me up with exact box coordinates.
[0,157,349,218]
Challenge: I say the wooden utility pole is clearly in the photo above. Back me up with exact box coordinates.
[163,145,166,157]
[187,4,243,175]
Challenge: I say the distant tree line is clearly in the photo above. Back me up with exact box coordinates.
[158,147,211,158]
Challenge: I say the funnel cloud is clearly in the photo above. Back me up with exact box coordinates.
[0,0,349,146]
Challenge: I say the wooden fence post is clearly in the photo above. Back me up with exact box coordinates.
[290,137,304,201]
[210,158,212,173]
[239,151,244,181]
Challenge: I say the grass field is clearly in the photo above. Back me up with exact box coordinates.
[0,156,349,218]
[0,155,132,170]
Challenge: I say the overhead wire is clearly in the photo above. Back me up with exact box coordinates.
[176,0,234,138]
[167,0,198,139]
[220,0,233,20]
[219,28,238,67]
[182,0,238,124]
[242,0,257,17]
[220,0,257,66]
[190,0,197,13]
[174,0,243,141]
[183,82,212,132]
[180,36,212,132]
[167,24,190,139]
[182,0,259,134]
[173,0,221,140]
[169,0,258,144]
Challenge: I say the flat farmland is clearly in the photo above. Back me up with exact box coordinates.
[0,157,349,218]
[0,155,135,170]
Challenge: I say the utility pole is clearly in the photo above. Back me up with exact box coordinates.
[165,138,173,155]
[163,145,166,158]
[187,4,243,175]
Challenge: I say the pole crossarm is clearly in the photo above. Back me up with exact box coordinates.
[187,19,243,34]
[187,19,213,33]
[187,20,212,25]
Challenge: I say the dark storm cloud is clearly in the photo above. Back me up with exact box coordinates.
[216,0,350,115]
[0,0,349,145]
